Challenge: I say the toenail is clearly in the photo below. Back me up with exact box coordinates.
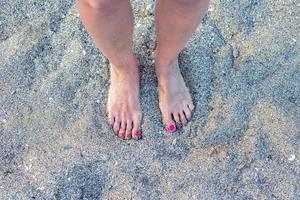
[177,123,183,128]
[119,135,125,139]
[118,131,125,138]
[125,136,131,140]
[133,131,141,139]
[167,124,176,133]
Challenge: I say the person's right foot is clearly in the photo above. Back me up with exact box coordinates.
[107,58,142,140]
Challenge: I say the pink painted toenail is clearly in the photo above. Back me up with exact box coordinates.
[167,124,176,133]
[133,131,141,139]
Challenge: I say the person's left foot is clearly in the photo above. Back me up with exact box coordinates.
[155,55,194,133]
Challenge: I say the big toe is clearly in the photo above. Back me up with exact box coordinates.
[162,112,176,133]
[132,113,142,140]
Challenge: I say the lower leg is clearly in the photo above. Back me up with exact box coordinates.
[76,0,135,66]
[76,0,142,139]
[155,0,210,65]
[154,0,210,131]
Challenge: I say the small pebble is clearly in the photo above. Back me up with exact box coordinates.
[80,152,84,158]
[63,144,72,150]
[288,154,295,161]
[96,99,101,104]
[255,173,263,187]
[72,103,78,109]
[108,185,113,190]
[10,88,16,95]
[25,164,32,171]
[146,3,155,14]
[284,52,290,60]
[37,187,44,191]
[172,138,177,146]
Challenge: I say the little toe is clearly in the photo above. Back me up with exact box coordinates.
[108,114,114,127]
[113,117,121,134]
[132,114,142,139]
[188,103,195,112]
[125,120,133,140]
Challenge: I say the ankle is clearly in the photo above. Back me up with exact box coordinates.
[154,50,178,71]
[154,52,174,66]
[109,53,138,73]
[155,57,179,79]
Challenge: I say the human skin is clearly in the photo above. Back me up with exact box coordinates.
[154,0,210,132]
[76,0,210,139]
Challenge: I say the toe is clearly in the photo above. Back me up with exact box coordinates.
[172,112,181,127]
[163,112,176,133]
[183,105,192,121]
[188,103,195,112]
[118,121,126,139]
[179,111,188,126]
[132,113,142,139]
[108,113,114,127]
[125,120,133,140]
[113,117,121,134]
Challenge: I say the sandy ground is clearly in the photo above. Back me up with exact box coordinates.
[0,0,300,199]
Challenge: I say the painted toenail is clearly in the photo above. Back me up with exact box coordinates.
[167,124,176,133]
[133,131,141,139]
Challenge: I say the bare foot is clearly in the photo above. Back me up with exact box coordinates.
[107,59,142,140]
[155,56,194,133]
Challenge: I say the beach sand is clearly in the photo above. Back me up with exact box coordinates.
[0,0,299,199]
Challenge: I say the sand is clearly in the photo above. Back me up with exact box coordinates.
[0,0,299,199]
